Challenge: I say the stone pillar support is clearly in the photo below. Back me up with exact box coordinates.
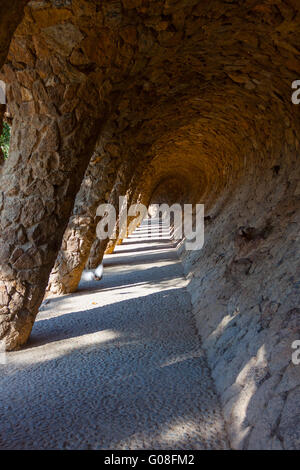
[47,140,122,295]
[0,69,103,349]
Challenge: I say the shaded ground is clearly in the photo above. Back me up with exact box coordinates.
[0,220,228,450]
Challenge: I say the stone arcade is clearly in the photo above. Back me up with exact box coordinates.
[0,0,299,450]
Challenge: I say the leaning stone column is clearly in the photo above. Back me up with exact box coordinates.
[47,138,122,295]
[87,159,138,263]
[85,238,108,270]
[0,71,103,350]
[85,167,129,269]
[49,144,139,290]
[103,163,148,254]
[0,0,29,67]
[104,177,137,254]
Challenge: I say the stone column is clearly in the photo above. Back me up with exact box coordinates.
[85,167,129,269]
[49,145,139,289]
[47,139,122,295]
[0,0,29,67]
[88,158,139,262]
[103,173,139,255]
[0,73,103,350]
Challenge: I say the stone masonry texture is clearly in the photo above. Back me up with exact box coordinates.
[0,0,299,450]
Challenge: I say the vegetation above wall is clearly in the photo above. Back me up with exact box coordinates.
[0,121,10,159]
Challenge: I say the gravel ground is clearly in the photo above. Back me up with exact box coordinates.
[0,220,228,450]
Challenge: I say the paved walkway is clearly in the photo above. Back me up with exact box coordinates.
[0,219,228,450]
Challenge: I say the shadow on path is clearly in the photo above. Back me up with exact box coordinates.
[0,219,228,450]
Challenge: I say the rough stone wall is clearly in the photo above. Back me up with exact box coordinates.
[178,144,300,449]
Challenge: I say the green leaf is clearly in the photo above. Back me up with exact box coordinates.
[0,122,10,159]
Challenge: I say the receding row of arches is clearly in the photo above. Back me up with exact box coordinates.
[0,0,299,449]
